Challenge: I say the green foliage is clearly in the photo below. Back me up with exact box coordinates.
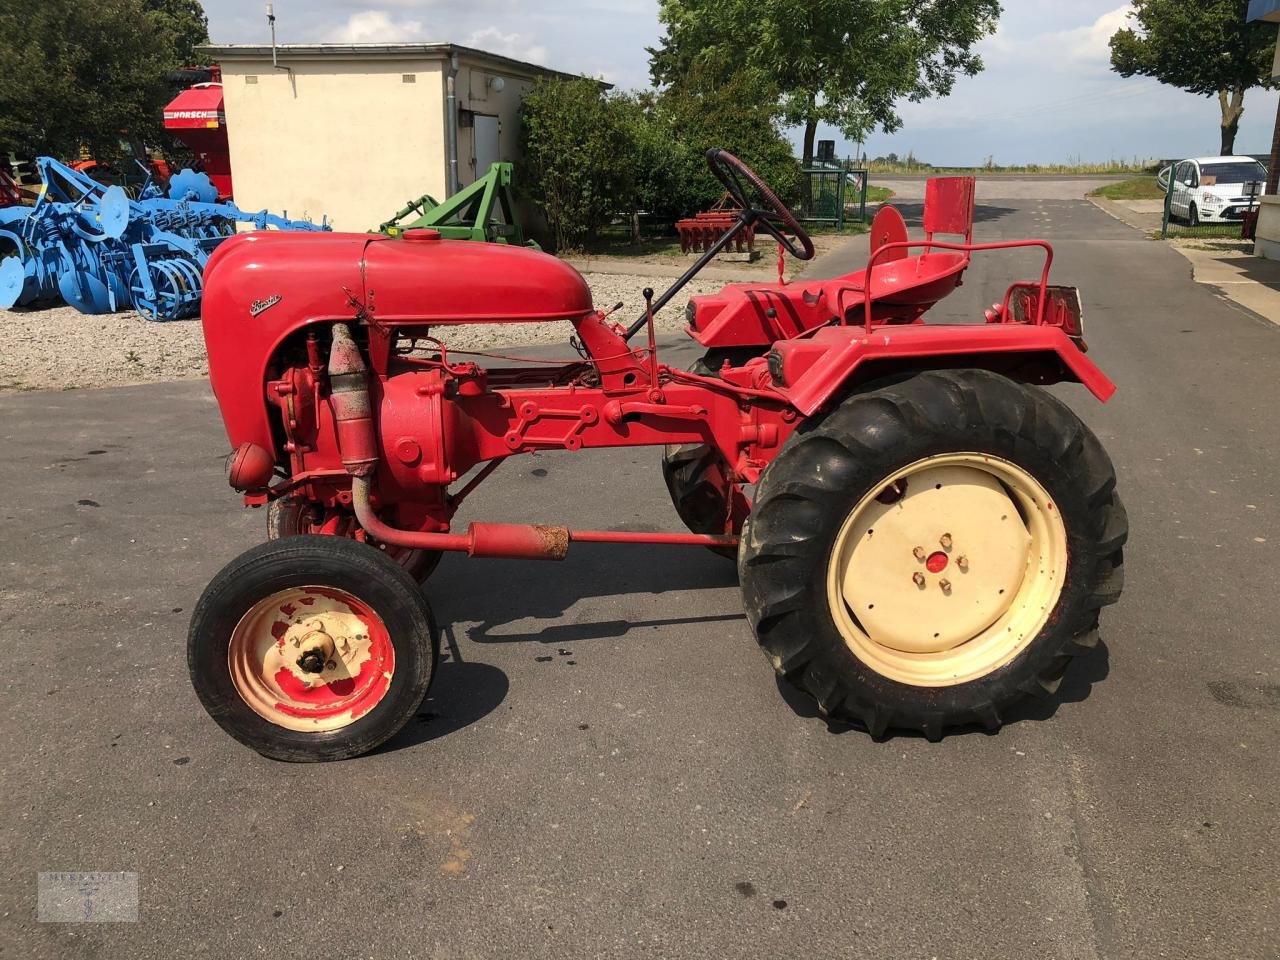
[520,70,802,251]
[638,64,802,221]
[650,0,1001,161]
[519,78,634,252]
[0,0,209,158]
[1109,0,1275,154]
[1089,177,1166,201]
[144,0,212,66]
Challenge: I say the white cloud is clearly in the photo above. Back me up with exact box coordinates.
[324,10,428,43]
[465,26,548,65]
[1063,4,1134,65]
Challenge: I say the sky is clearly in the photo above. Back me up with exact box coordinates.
[202,0,1280,165]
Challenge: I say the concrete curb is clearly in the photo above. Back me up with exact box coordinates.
[1086,195,1160,234]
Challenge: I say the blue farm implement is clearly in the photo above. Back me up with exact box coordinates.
[0,157,328,321]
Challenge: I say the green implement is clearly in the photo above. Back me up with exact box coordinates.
[376,162,538,247]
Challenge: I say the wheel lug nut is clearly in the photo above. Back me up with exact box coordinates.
[913,546,926,561]
[913,572,926,587]
[956,556,968,571]
[940,533,953,549]
[939,578,952,592]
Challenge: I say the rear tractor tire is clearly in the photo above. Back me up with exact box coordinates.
[740,369,1126,741]
[188,536,439,761]
[661,356,752,559]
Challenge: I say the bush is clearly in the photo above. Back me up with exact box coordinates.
[519,78,633,252]
[519,68,802,248]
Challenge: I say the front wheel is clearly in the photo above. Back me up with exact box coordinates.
[188,536,439,761]
[740,369,1126,740]
[1188,203,1200,228]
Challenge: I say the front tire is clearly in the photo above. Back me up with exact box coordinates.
[188,536,439,761]
[740,369,1126,740]
[1189,203,1201,228]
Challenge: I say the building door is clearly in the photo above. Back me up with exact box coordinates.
[474,115,500,177]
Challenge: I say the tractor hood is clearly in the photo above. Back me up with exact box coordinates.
[201,231,596,456]
[363,230,593,324]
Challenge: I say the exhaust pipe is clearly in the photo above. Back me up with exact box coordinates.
[328,323,377,477]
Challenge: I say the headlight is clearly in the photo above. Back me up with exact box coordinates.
[1202,192,1219,204]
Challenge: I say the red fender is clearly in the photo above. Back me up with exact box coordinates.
[774,324,1116,416]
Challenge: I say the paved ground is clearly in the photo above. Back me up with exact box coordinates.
[1090,196,1280,325]
[3,186,1279,959]
[875,175,1127,201]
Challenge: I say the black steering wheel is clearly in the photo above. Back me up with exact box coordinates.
[706,148,815,261]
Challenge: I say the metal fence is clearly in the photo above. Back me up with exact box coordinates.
[1160,159,1265,239]
[799,166,870,229]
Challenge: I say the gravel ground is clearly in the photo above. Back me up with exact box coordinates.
[0,273,737,393]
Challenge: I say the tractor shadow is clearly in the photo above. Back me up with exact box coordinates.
[774,639,1112,740]
[375,623,511,754]
[430,546,742,647]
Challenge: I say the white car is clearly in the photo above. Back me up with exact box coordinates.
[1158,156,1268,225]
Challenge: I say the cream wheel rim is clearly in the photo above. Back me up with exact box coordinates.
[826,453,1068,687]
[227,586,395,732]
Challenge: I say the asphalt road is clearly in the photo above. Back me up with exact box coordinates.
[875,175,1127,201]
[3,185,1279,959]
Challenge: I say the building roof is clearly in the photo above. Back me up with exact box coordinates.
[198,42,607,86]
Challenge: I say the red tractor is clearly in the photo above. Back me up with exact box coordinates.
[189,151,1126,761]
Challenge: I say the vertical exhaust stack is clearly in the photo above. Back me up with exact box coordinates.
[327,323,377,477]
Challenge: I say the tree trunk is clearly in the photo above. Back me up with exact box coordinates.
[801,114,817,213]
[1219,86,1246,156]
[802,118,818,168]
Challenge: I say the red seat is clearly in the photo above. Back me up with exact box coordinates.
[824,177,976,322]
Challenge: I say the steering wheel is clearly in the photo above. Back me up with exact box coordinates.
[706,148,814,261]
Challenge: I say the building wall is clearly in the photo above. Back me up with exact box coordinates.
[1254,196,1280,259]
[453,59,538,187]
[218,57,447,231]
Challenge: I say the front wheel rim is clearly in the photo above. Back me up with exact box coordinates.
[227,586,395,732]
[826,453,1068,687]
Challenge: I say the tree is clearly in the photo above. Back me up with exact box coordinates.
[616,63,802,229]
[519,77,634,251]
[650,0,1001,167]
[1109,0,1275,156]
[0,0,209,158]
[144,0,211,66]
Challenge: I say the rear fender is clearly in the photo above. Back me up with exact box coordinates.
[775,324,1115,416]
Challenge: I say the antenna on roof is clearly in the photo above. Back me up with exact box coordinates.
[266,3,291,76]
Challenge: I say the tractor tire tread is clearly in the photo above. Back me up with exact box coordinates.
[740,368,1126,741]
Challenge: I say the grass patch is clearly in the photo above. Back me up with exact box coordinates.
[867,159,1153,176]
[865,185,894,203]
[1090,177,1166,200]
[806,221,871,236]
